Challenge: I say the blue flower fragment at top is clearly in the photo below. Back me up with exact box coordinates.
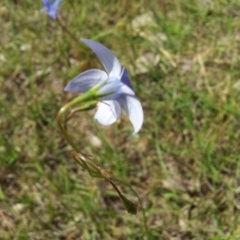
[40,0,62,19]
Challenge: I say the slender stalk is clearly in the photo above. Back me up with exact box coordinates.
[114,178,149,237]
[57,92,97,152]
[56,16,80,44]
[57,92,144,221]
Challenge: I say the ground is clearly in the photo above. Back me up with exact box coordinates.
[1,0,240,239]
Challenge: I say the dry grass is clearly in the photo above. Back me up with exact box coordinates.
[1,0,240,239]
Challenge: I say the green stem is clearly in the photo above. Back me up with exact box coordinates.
[56,16,80,44]
[57,92,97,152]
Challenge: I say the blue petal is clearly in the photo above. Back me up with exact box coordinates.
[97,77,122,99]
[48,9,57,19]
[81,38,122,77]
[41,0,62,19]
[94,100,121,126]
[64,69,108,93]
[120,96,143,134]
[120,68,134,90]
[42,0,51,10]
[115,83,136,99]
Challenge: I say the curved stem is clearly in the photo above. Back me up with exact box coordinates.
[57,92,147,229]
[57,92,97,152]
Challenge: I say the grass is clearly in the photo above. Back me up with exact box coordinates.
[1,0,240,239]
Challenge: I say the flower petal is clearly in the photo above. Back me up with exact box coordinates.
[97,77,122,100]
[64,69,108,93]
[94,100,121,126]
[42,0,51,10]
[116,83,136,98]
[48,9,57,19]
[120,68,134,90]
[81,38,121,77]
[120,96,143,134]
[41,0,61,19]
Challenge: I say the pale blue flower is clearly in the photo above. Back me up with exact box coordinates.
[65,39,143,134]
[40,0,62,19]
